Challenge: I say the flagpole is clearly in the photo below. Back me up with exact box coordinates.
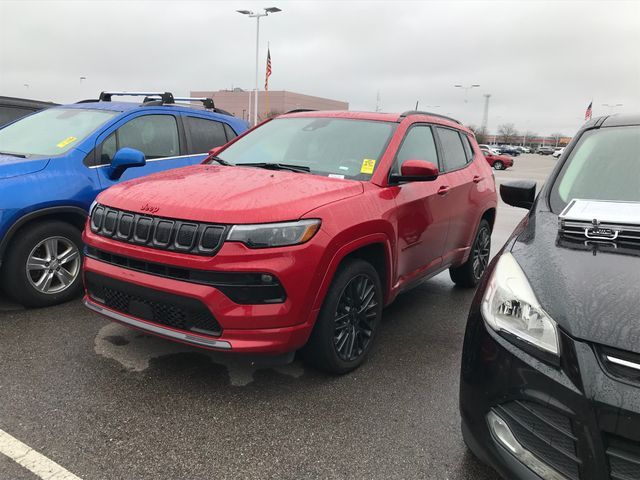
[265,42,270,118]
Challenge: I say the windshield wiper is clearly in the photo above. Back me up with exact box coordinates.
[236,162,311,173]
[0,151,26,158]
[207,156,233,166]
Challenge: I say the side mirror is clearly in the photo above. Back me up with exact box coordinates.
[390,160,439,183]
[500,180,537,209]
[108,148,146,180]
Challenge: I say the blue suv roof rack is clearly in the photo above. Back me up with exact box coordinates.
[97,91,232,115]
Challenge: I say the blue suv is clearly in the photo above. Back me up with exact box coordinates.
[0,92,248,307]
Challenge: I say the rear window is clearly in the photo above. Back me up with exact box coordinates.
[549,126,640,212]
[436,127,468,171]
[185,116,228,154]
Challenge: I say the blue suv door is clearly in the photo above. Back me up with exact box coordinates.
[92,111,205,189]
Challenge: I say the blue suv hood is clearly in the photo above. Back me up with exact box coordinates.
[0,155,50,179]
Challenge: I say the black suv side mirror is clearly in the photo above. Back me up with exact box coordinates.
[500,180,537,209]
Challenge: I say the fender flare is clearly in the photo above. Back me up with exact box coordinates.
[311,233,394,311]
[0,206,87,266]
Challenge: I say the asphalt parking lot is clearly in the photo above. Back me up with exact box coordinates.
[0,154,557,480]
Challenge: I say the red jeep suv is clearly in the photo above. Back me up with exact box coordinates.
[83,110,497,373]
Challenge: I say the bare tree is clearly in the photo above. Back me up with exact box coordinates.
[522,130,537,147]
[497,123,518,144]
[467,124,489,144]
[549,132,564,147]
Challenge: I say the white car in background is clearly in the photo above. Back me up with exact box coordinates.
[478,144,501,155]
[552,147,565,158]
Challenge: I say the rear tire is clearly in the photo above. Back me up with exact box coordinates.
[450,219,491,288]
[1,220,83,308]
[493,161,504,170]
[301,258,382,374]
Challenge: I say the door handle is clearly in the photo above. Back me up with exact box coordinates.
[473,175,483,184]
[437,185,451,196]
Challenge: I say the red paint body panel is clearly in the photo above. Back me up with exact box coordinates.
[84,111,497,355]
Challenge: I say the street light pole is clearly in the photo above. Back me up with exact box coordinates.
[454,84,480,103]
[237,7,282,126]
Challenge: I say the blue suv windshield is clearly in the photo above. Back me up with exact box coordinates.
[0,108,117,157]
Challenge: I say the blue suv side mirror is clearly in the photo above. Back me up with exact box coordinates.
[108,148,146,180]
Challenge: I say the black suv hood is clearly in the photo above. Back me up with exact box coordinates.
[511,210,640,354]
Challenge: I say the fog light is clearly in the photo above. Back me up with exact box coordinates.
[487,411,568,480]
[261,274,274,284]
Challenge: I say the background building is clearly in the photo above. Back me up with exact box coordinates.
[190,89,348,122]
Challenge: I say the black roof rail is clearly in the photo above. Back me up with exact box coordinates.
[399,110,461,125]
[285,109,316,114]
[76,99,100,104]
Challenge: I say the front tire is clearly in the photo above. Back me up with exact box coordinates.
[302,259,382,374]
[493,161,504,170]
[450,219,491,288]
[1,220,83,308]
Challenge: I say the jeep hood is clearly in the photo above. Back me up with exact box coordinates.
[0,155,50,179]
[97,164,364,224]
[511,210,640,354]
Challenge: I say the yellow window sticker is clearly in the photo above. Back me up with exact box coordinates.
[57,136,77,148]
[360,159,376,174]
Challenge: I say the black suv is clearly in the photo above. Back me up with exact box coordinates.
[460,114,640,480]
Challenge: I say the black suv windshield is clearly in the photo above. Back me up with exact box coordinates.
[211,117,396,180]
[549,125,640,212]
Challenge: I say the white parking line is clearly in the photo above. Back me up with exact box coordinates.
[0,428,82,480]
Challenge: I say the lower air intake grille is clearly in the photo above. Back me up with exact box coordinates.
[495,400,581,480]
[86,272,222,336]
[607,434,640,480]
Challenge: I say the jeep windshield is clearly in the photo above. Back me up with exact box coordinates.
[211,117,396,180]
[0,107,118,157]
[549,125,640,212]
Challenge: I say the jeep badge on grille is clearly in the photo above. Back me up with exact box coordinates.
[141,203,159,214]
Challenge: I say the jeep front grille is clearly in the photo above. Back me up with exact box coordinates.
[90,205,227,256]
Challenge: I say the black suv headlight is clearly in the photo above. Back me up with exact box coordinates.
[481,253,560,358]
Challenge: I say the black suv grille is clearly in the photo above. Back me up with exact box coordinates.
[495,400,581,480]
[606,434,640,480]
[86,272,222,336]
[90,205,227,255]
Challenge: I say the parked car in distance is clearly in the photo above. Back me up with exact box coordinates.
[515,146,530,153]
[83,110,497,374]
[497,145,521,156]
[0,96,58,127]
[536,145,555,155]
[478,144,501,155]
[0,91,248,307]
[480,148,513,170]
[552,146,565,158]
[460,114,640,480]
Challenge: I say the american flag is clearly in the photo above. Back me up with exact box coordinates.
[585,101,593,121]
[265,48,272,91]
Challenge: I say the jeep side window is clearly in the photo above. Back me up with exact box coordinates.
[436,127,468,171]
[394,125,438,174]
[185,116,227,154]
[460,133,474,162]
[99,115,179,164]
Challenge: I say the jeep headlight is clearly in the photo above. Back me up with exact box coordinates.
[227,219,320,248]
[481,253,559,356]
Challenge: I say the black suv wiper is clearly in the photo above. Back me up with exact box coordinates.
[208,156,233,166]
[236,162,311,173]
[0,151,26,158]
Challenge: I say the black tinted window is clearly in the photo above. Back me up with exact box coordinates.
[437,127,468,171]
[0,106,34,126]
[395,125,438,173]
[223,123,237,141]
[461,134,474,161]
[118,115,179,159]
[185,116,227,154]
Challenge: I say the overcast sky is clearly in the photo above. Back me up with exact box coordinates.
[1,0,638,135]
